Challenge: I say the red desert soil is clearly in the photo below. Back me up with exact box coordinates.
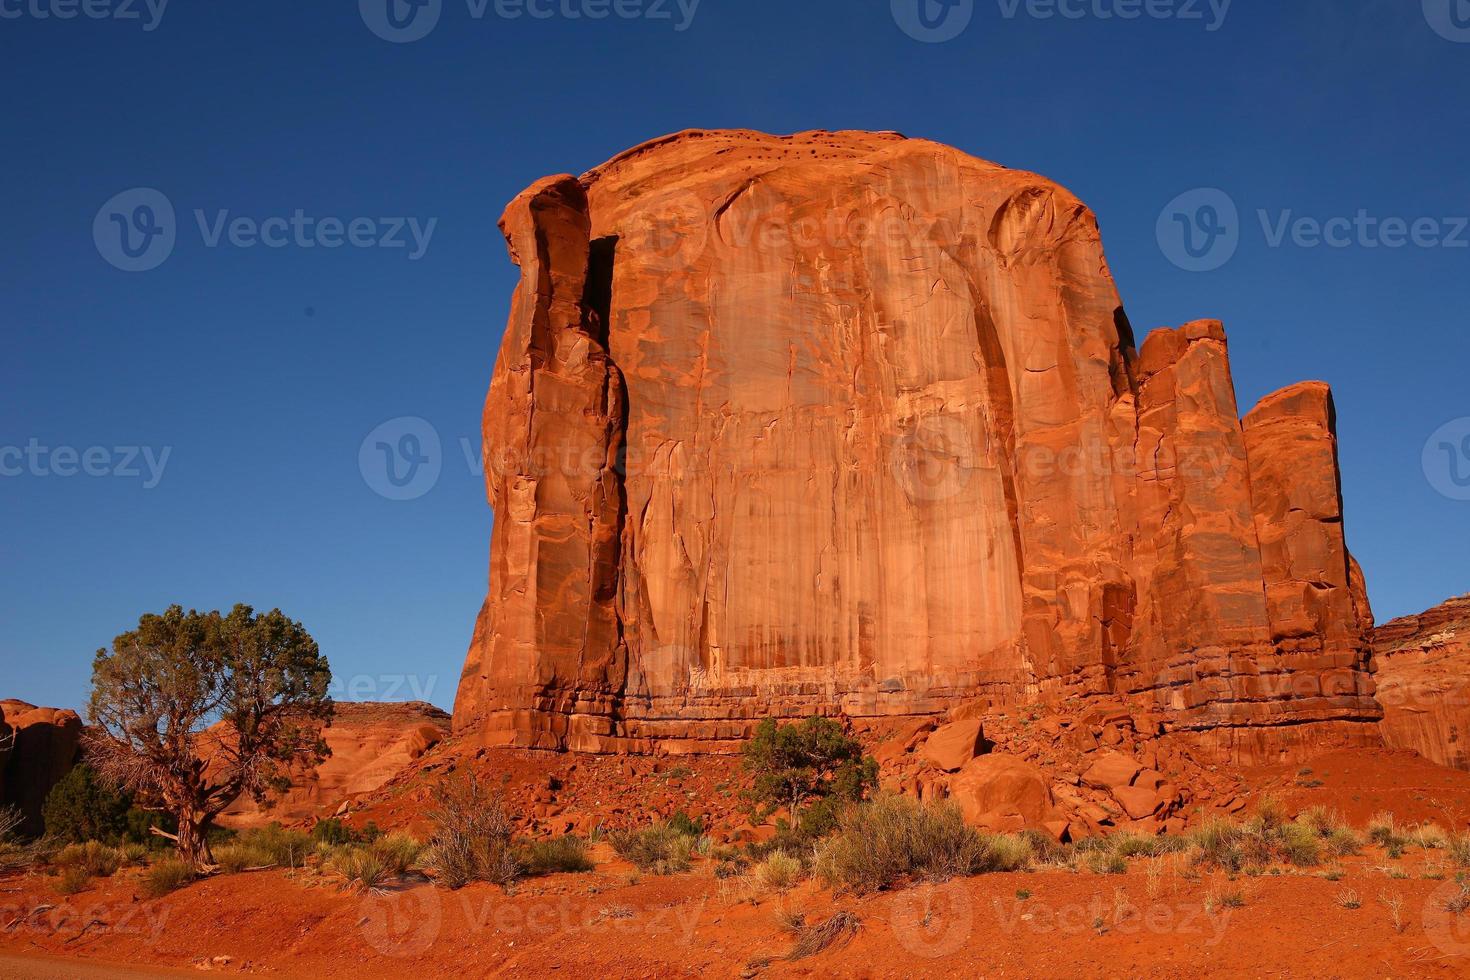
[7,746,1470,979]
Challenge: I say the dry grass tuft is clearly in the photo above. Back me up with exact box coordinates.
[787,910,860,961]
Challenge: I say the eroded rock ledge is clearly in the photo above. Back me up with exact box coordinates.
[454,129,1381,764]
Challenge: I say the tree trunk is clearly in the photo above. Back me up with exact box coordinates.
[176,807,210,868]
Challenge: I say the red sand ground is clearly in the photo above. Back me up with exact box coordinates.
[6,746,1470,978]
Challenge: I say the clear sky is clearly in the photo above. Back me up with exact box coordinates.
[3,0,1468,714]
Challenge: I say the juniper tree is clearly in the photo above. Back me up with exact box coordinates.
[85,605,332,866]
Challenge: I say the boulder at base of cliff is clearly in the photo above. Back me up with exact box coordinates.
[921,719,990,772]
[948,753,1058,834]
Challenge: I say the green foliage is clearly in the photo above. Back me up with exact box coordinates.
[664,811,705,838]
[519,835,594,876]
[742,718,877,817]
[214,843,271,874]
[370,833,424,876]
[54,841,125,877]
[1086,850,1128,875]
[140,858,196,899]
[236,824,312,868]
[813,795,1030,894]
[424,774,521,889]
[310,818,355,846]
[609,822,698,875]
[86,604,333,865]
[42,764,131,844]
[327,847,389,893]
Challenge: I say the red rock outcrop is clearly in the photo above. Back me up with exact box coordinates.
[1372,595,1470,770]
[219,701,450,828]
[455,129,1381,764]
[0,701,83,836]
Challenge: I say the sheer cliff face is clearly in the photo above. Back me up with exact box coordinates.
[1373,596,1470,770]
[454,129,1381,762]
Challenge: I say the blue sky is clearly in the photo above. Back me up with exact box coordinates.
[3,0,1468,713]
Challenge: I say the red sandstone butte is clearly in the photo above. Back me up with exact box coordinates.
[1373,595,1470,770]
[454,129,1381,763]
[0,700,83,836]
[219,701,449,828]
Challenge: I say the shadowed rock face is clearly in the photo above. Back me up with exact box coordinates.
[0,700,83,836]
[1373,596,1470,770]
[454,129,1382,762]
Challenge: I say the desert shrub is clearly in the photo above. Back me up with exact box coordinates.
[310,818,357,846]
[425,774,521,889]
[1190,818,1244,869]
[54,866,92,896]
[609,823,698,875]
[327,847,388,893]
[0,807,35,872]
[520,835,593,876]
[1086,850,1127,875]
[120,842,151,865]
[753,850,803,891]
[214,843,274,874]
[237,824,312,868]
[370,833,425,876]
[1367,812,1410,855]
[1412,823,1449,850]
[141,858,197,899]
[55,841,125,877]
[813,795,1025,894]
[1107,833,1152,859]
[665,811,705,838]
[1447,834,1470,867]
[742,718,877,843]
[787,910,860,961]
[41,764,131,844]
[0,806,22,840]
[1276,822,1324,867]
